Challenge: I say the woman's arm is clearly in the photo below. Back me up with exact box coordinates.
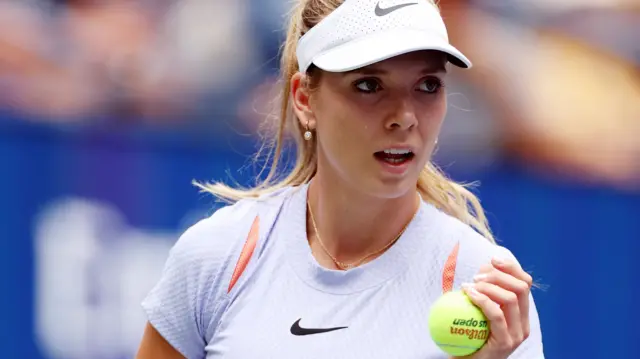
[136,322,185,359]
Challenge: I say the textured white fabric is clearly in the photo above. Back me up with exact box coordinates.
[142,184,545,358]
[296,0,472,73]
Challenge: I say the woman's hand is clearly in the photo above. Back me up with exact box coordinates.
[456,257,533,359]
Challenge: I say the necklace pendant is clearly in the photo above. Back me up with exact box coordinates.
[339,263,355,270]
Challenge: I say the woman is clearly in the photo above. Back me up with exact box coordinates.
[136,0,545,358]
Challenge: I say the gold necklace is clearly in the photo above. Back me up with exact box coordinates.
[307,194,420,270]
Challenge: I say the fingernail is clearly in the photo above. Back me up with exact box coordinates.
[462,283,480,297]
[473,273,488,282]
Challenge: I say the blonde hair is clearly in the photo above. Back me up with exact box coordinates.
[196,0,495,244]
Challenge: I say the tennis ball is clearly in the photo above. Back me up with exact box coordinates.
[428,290,490,357]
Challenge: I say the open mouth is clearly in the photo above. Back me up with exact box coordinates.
[374,149,415,165]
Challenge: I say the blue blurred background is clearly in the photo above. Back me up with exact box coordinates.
[0,0,638,358]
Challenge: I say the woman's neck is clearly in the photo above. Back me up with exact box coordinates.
[306,176,420,268]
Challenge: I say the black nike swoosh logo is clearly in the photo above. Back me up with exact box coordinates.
[375,2,419,16]
[290,318,348,336]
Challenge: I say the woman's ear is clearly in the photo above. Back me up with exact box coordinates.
[291,72,317,131]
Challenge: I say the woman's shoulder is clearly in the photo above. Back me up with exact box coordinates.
[429,205,522,271]
[174,200,255,257]
[140,187,296,358]
[170,186,296,265]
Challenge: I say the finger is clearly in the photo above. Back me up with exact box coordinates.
[461,284,510,346]
[472,281,523,342]
[491,257,533,288]
[473,269,531,338]
[474,268,530,295]
[491,258,533,337]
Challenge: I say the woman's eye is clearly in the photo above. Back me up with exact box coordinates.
[418,78,443,93]
[354,79,382,93]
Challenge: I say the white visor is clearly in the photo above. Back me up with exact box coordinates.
[296,0,472,73]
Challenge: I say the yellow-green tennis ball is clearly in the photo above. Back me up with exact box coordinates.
[428,290,490,357]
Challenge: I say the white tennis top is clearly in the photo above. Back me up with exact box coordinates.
[142,183,545,358]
